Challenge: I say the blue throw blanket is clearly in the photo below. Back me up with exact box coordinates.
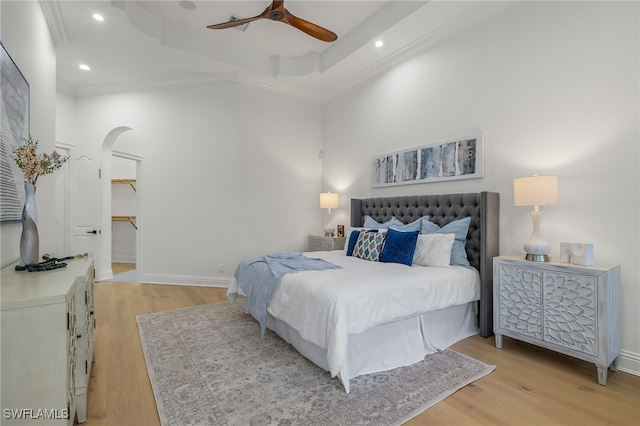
[231,252,341,336]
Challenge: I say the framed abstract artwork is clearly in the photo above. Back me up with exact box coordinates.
[372,134,483,187]
[1,41,29,222]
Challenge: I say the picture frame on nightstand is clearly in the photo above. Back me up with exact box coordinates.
[337,225,345,237]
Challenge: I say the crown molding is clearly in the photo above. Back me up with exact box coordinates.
[39,0,69,46]
[62,73,239,97]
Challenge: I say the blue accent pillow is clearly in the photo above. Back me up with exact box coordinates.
[389,216,429,232]
[421,217,471,267]
[346,230,361,256]
[379,229,420,266]
[363,215,392,229]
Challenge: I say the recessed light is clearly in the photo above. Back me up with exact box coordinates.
[374,40,384,48]
[179,1,196,11]
[92,13,104,22]
[79,64,91,71]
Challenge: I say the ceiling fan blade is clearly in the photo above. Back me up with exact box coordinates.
[207,1,338,42]
[283,8,337,42]
[206,16,262,30]
[206,3,272,30]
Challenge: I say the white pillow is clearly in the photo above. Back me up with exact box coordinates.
[413,233,455,267]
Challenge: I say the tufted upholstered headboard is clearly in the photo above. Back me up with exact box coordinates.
[350,191,499,337]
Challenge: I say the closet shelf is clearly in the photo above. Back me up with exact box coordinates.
[112,178,136,192]
[112,215,137,229]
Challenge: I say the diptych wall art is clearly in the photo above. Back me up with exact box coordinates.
[1,42,29,222]
[372,134,483,187]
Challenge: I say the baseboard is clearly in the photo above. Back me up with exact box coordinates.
[618,349,640,377]
[112,255,135,263]
[97,267,113,282]
[141,273,231,288]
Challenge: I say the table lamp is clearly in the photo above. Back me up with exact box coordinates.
[320,192,339,236]
[514,175,558,262]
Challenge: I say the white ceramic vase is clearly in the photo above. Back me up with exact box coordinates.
[19,182,39,267]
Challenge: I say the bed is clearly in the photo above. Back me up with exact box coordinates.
[229,191,499,392]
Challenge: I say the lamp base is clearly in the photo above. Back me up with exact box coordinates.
[525,253,550,262]
[523,209,551,262]
[324,223,335,237]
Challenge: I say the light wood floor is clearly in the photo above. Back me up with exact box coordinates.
[80,280,640,426]
[111,262,136,275]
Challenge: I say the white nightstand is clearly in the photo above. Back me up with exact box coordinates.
[493,255,621,385]
[308,235,346,252]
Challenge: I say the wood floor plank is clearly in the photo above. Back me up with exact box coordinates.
[78,282,640,426]
[180,285,225,306]
[449,336,640,426]
[131,284,162,426]
[111,262,135,275]
[406,401,480,426]
[192,286,228,305]
[84,281,112,426]
[104,282,145,426]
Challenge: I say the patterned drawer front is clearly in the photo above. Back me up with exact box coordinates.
[543,271,597,356]
[85,275,95,358]
[309,237,334,251]
[498,264,542,339]
[67,295,77,413]
[308,236,344,251]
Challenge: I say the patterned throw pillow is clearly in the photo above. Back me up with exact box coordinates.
[352,230,386,261]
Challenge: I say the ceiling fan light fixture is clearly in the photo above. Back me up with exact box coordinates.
[179,1,196,12]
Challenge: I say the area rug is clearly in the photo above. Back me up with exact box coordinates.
[136,301,495,426]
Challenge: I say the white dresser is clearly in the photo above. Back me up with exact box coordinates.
[493,255,620,385]
[1,258,95,425]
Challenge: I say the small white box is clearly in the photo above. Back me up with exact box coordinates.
[560,242,594,266]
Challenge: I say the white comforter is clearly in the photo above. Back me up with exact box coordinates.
[267,250,480,378]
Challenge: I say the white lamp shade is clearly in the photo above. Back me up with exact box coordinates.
[320,192,339,209]
[514,176,558,207]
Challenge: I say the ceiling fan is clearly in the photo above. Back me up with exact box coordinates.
[206,0,338,42]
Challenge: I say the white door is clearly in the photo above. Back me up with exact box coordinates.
[69,150,100,273]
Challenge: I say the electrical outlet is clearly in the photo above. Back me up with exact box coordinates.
[218,263,225,273]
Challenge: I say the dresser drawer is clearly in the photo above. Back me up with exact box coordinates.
[308,235,345,251]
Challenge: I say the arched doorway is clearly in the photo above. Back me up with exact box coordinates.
[99,127,144,282]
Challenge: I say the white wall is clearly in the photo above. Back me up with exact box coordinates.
[111,156,136,179]
[0,1,57,268]
[55,90,78,147]
[237,85,324,256]
[322,1,639,373]
[61,83,322,284]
